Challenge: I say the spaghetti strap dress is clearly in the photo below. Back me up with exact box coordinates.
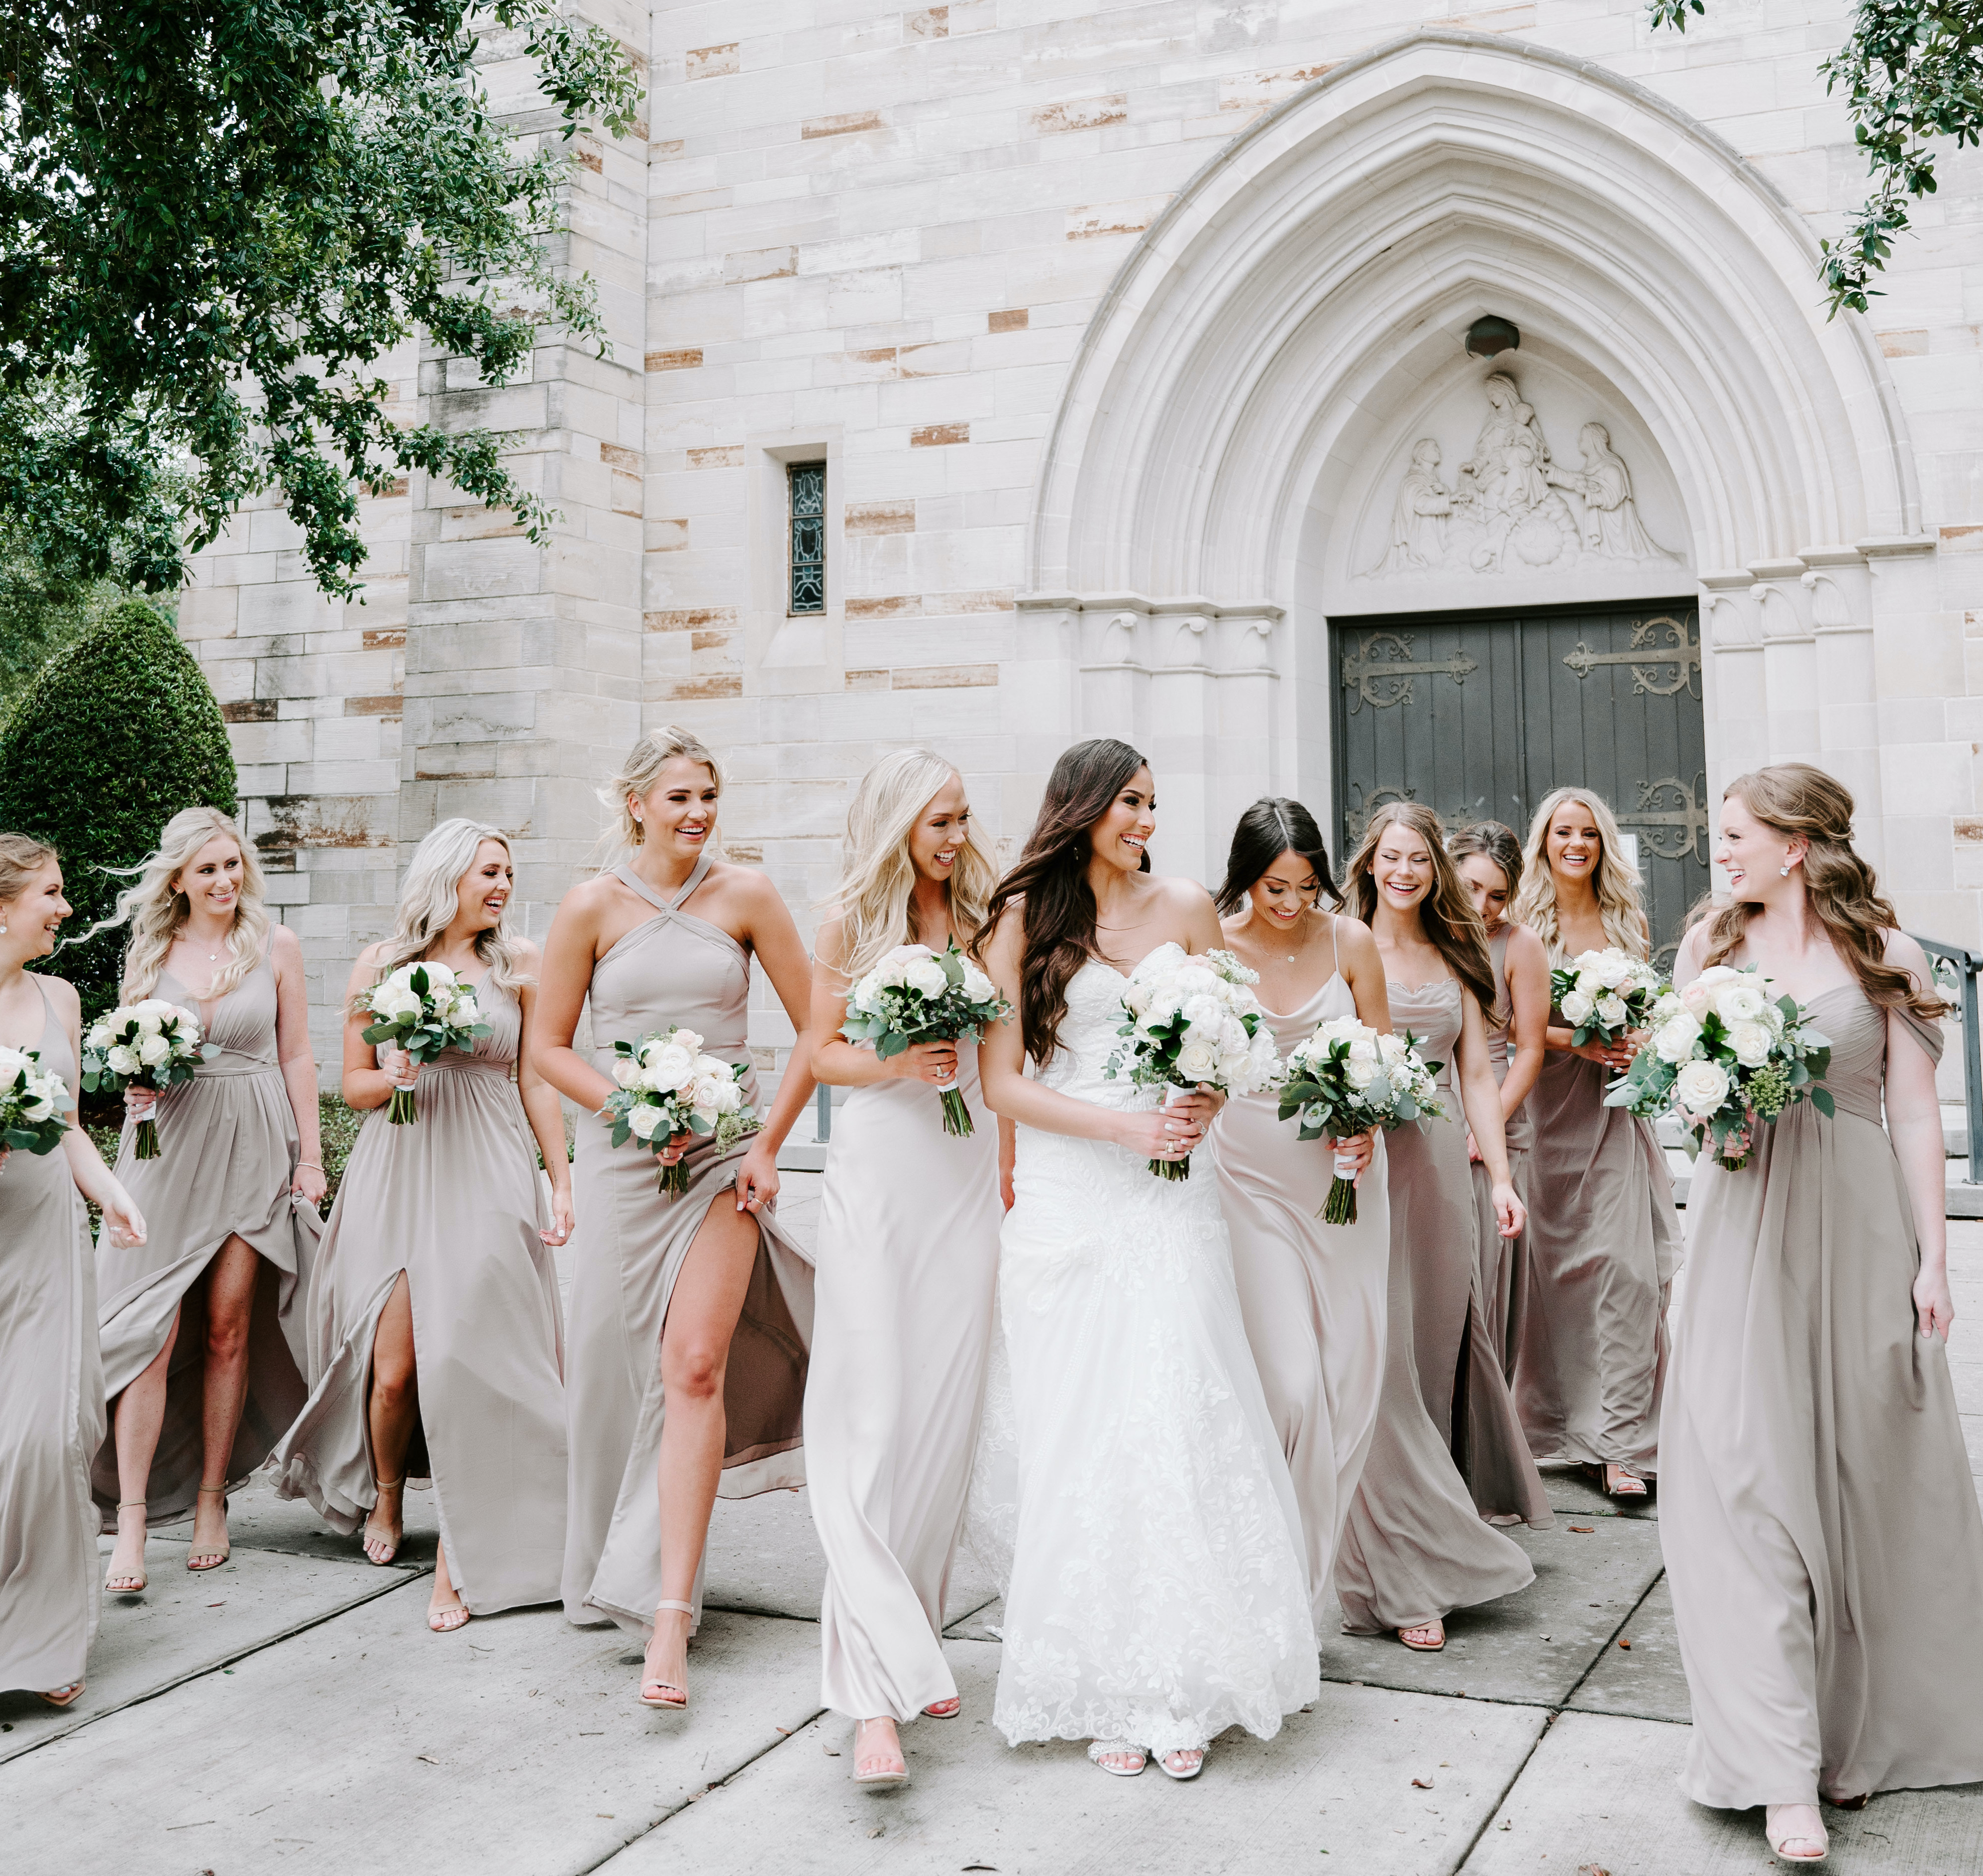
[1517,948,1681,1479]
[1211,920,1390,1628]
[561,853,814,1639]
[806,1032,1001,1722]
[92,938,322,1527]
[0,984,105,1694]
[1472,927,1533,1378]
[1335,976,1546,1635]
[272,980,567,1612]
[1661,979,1983,1807]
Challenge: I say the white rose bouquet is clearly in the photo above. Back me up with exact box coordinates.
[1277,1017,1445,1225]
[839,940,1012,1136]
[1550,946,1667,1047]
[602,1024,759,1197]
[1106,948,1281,1182]
[1603,964,1833,1170]
[81,1000,215,1160]
[357,961,489,1124]
[0,1044,70,1164]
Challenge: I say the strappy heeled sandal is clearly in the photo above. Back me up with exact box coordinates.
[922,1696,961,1719]
[1398,1619,1445,1651]
[1153,1745,1207,1781]
[105,1501,149,1594]
[186,1486,231,1572]
[361,1478,404,1566]
[1765,1804,1828,1861]
[639,1599,692,1710]
[1087,1739,1147,1778]
[853,1717,908,1791]
[37,1681,85,1709]
[1601,1464,1649,1500]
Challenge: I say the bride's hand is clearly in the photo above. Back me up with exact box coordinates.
[1167,1084,1224,1127]
[1116,1108,1204,1161]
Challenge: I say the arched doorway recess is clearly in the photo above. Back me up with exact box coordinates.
[1013,28,1927,885]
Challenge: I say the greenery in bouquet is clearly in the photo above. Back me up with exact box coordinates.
[80,999,213,1159]
[0,1044,69,1160]
[839,940,1010,1137]
[357,961,489,1123]
[1604,964,1833,1171]
[1279,1016,1444,1224]
[1550,946,1667,1047]
[604,1025,758,1197]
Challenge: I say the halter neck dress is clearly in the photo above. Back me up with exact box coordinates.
[93,936,322,1527]
[1517,936,1680,1479]
[1335,973,1548,1635]
[1472,925,1533,1377]
[806,974,1000,1723]
[561,854,813,1639]
[1210,919,1389,1627]
[1661,977,1983,1807]
[0,981,105,1695]
[272,978,567,1613]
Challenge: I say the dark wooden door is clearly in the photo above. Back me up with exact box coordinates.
[1330,601,1707,964]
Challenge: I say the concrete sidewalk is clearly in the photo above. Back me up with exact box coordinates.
[5,1191,1980,1875]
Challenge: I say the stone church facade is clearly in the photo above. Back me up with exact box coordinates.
[181,2,1983,1069]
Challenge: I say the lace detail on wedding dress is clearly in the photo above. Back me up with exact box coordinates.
[980,948,1319,1754]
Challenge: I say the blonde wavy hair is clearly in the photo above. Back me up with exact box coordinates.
[1693,763,1947,1022]
[97,807,269,1000]
[0,833,58,910]
[363,821,533,1002]
[822,749,996,980]
[1513,787,1649,961]
[595,725,722,863]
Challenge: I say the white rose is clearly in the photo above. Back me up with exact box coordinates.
[1728,1019,1773,1068]
[1591,950,1634,990]
[642,1044,695,1093]
[21,1093,53,1122]
[876,953,913,988]
[628,1102,665,1140]
[1181,993,1223,1030]
[1376,1032,1408,1064]
[959,963,996,1004]
[1595,993,1629,1028]
[133,1005,165,1037]
[1713,982,1766,1025]
[1654,1014,1702,1063]
[849,970,885,1010]
[903,958,950,1000]
[1175,1038,1218,1082]
[1347,1037,1378,1065]
[0,1048,23,1080]
[1695,965,1740,989]
[1560,990,1595,1026]
[690,1074,729,1113]
[612,1057,642,1089]
[107,1045,140,1076]
[1674,1060,1731,1115]
[1170,965,1219,1000]
[1120,978,1151,1017]
[1344,1056,1376,1091]
[138,1034,172,1067]
[672,1028,704,1056]
[84,1025,113,1054]
[1650,992,1686,1023]
[709,1076,743,1114]
[419,961,457,989]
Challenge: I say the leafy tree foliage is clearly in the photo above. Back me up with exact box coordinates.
[0,602,239,1020]
[0,523,153,708]
[0,2,642,597]
[1652,1,1983,315]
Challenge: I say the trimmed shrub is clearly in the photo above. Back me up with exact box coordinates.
[0,601,238,1024]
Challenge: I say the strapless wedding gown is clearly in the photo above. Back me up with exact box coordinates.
[988,945,1318,1755]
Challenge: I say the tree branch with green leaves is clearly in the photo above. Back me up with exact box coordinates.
[0,1,643,596]
[1651,1,1983,317]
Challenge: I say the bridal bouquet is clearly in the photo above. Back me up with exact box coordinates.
[603,1024,759,1197]
[1551,947,1666,1047]
[1278,1017,1444,1224]
[81,1001,214,1160]
[839,940,1010,1136]
[358,961,489,1123]
[0,1045,69,1163]
[1107,948,1280,1181]
[1603,965,1832,1170]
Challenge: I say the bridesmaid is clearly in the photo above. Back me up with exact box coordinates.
[537,727,817,1712]
[805,749,1005,1790]
[1450,823,1548,1378]
[272,821,572,1632]
[1335,803,1548,1653]
[1512,788,1680,1499]
[1210,798,1393,1628]
[0,838,144,1709]
[1661,764,1983,1862]
[93,808,325,1590]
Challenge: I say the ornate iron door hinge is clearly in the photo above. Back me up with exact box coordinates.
[1341,631,1479,713]
[1561,614,1700,697]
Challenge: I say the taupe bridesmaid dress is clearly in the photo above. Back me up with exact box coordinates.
[1517,952,1680,1479]
[1335,976,1547,1635]
[93,938,322,1527]
[1472,927,1532,1378]
[1662,980,1983,1806]
[1211,921,1390,1627]
[807,1038,1000,1722]
[271,980,567,1612]
[561,853,813,1639]
[0,985,105,1693]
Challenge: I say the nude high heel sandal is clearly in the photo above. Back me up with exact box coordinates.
[639,1600,692,1710]
[105,1501,149,1594]
[1765,1805,1828,1862]
[853,1717,909,1791]
[186,1485,231,1571]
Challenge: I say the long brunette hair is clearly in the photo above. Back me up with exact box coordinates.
[1346,801,1498,1022]
[1214,797,1342,916]
[1693,763,1947,1022]
[975,738,1149,1065]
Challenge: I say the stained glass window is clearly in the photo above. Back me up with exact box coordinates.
[789,461,825,614]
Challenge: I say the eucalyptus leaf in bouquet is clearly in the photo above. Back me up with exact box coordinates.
[840,940,1010,1136]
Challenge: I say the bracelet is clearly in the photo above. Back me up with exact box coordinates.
[295,1161,322,1171]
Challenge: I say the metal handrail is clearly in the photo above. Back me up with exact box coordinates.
[1913,933,1982,1186]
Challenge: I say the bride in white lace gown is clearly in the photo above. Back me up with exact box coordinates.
[974,740,1318,1781]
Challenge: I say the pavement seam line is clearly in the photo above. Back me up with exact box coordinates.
[4,1564,432,1764]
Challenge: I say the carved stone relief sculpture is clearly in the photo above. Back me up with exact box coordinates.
[1365,373,1680,580]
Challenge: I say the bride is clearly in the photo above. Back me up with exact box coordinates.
[974,739,1319,1781]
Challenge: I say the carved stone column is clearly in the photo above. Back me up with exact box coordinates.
[1751,558,1817,766]
[1700,569,1766,789]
